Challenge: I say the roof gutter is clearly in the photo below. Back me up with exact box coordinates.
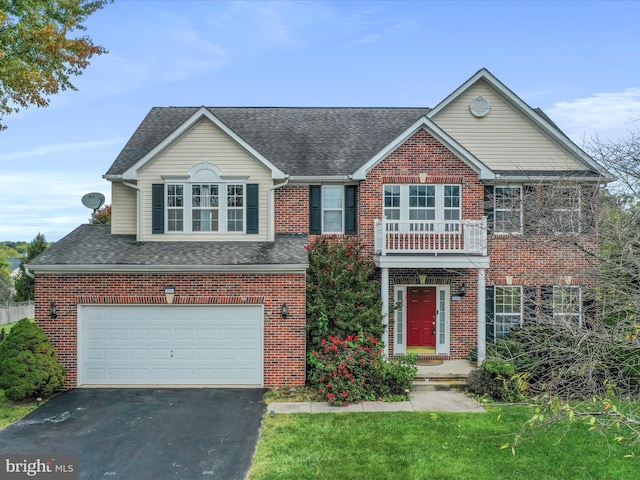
[287,175,354,184]
[24,264,34,278]
[488,174,613,184]
[27,264,309,274]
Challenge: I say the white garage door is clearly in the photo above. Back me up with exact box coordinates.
[79,305,263,386]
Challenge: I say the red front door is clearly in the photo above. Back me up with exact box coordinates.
[407,287,437,347]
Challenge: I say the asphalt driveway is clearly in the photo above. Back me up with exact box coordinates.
[0,388,266,479]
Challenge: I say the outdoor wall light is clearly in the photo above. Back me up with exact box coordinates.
[459,283,467,297]
[281,303,289,319]
[165,286,175,304]
[49,301,58,319]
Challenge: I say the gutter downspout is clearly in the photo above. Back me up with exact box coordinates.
[123,182,143,242]
[268,176,290,241]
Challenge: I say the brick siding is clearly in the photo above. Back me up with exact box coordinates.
[35,272,306,389]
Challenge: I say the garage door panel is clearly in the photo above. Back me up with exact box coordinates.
[81,305,263,385]
[108,349,128,361]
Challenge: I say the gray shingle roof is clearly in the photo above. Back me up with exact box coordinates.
[106,107,431,177]
[29,225,308,270]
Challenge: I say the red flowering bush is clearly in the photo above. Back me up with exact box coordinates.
[306,236,385,354]
[305,236,416,406]
[308,334,383,405]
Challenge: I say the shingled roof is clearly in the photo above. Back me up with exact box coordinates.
[28,225,308,271]
[106,107,431,177]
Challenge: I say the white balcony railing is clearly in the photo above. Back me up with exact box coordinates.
[374,218,487,256]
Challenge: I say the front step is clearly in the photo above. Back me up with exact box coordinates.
[411,374,469,392]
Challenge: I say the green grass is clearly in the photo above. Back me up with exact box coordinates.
[0,320,18,337]
[249,407,640,480]
[0,390,39,430]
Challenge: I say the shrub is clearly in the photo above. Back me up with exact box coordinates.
[306,236,385,355]
[308,335,418,406]
[467,359,526,402]
[0,318,65,401]
[308,334,383,405]
[374,354,418,397]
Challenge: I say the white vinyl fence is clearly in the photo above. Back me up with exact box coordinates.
[0,301,34,325]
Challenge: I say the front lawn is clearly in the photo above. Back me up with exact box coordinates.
[0,390,39,430]
[249,407,640,479]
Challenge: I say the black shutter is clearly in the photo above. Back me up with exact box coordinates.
[522,185,537,235]
[486,286,495,343]
[309,185,322,234]
[581,185,597,233]
[582,288,597,328]
[484,186,494,234]
[246,183,259,234]
[523,286,537,324]
[541,286,554,320]
[345,185,357,234]
[152,184,164,234]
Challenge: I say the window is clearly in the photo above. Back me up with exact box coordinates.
[322,186,344,233]
[384,185,400,220]
[494,186,522,233]
[309,185,357,235]
[495,286,522,338]
[191,184,218,232]
[167,184,184,232]
[227,184,244,232]
[383,184,461,230]
[552,186,581,233]
[553,286,582,325]
[167,183,244,234]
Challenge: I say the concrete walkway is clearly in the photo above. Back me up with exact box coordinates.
[268,390,485,414]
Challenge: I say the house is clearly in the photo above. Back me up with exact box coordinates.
[28,69,609,389]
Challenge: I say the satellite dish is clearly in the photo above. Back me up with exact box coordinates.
[82,192,105,211]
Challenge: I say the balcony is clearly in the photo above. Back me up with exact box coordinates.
[374,218,487,256]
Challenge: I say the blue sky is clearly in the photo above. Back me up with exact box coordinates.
[1,0,639,242]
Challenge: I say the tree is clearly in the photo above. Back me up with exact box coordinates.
[13,233,49,302]
[475,133,640,448]
[0,257,11,302]
[0,0,111,130]
[90,203,111,224]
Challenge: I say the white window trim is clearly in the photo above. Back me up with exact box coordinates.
[553,286,582,327]
[165,182,246,234]
[493,186,523,235]
[494,286,523,339]
[321,185,344,234]
[552,185,581,234]
[383,184,461,223]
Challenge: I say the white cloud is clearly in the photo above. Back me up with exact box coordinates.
[0,138,126,162]
[253,6,291,46]
[161,28,229,82]
[0,171,111,241]
[547,88,640,143]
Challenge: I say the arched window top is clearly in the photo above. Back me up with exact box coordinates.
[189,161,223,182]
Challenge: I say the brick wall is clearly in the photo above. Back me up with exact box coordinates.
[35,272,307,389]
[270,128,600,360]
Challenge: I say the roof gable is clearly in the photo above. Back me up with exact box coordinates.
[117,107,286,181]
[352,116,495,180]
[428,68,609,177]
[106,107,431,179]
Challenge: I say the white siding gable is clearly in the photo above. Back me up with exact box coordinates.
[432,81,586,172]
[137,118,272,241]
